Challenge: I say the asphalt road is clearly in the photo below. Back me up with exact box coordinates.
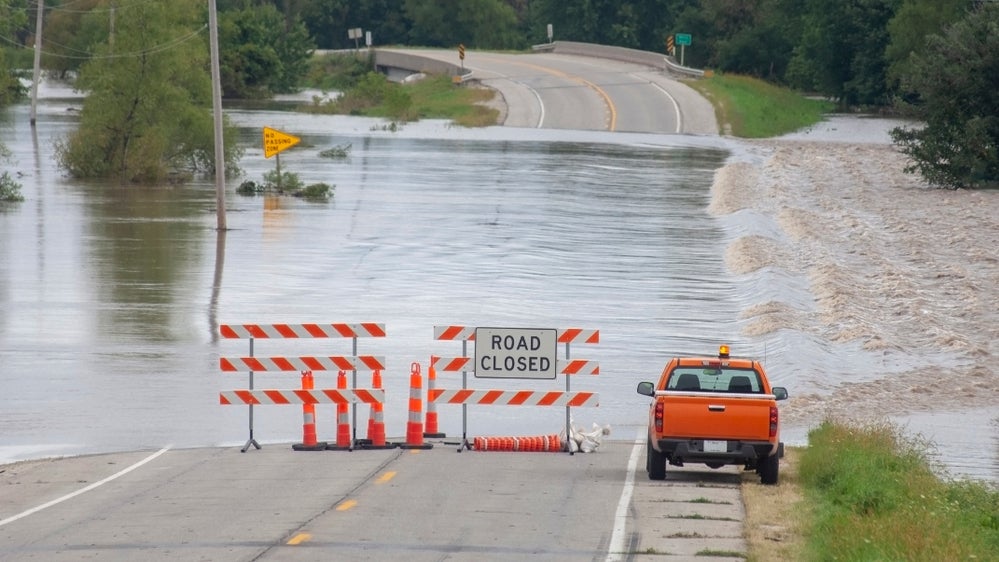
[0,52,744,561]
[1,438,748,561]
[384,48,719,134]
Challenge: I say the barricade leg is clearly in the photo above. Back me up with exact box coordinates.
[293,371,327,451]
[327,370,353,451]
[399,362,432,450]
[423,356,446,438]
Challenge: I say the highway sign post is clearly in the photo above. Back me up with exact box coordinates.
[262,127,301,191]
[675,33,692,66]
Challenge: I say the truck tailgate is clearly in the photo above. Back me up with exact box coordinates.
[659,393,773,441]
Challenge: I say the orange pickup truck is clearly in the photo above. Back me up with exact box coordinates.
[636,345,789,484]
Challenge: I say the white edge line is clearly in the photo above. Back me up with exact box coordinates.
[606,427,644,561]
[0,446,172,528]
[649,81,683,134]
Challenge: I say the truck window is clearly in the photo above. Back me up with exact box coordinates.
[665,368,763,393]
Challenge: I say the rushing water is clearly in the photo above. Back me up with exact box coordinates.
[1,84,995,482]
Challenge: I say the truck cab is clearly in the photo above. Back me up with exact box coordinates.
[637,345,788,484]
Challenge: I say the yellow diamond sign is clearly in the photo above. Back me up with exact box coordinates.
[262,126,301,158]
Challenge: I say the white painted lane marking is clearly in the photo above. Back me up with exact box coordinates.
[606,428,644,561]
[0,446,172,528]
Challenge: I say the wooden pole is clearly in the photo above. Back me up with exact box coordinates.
[208,0,227,230]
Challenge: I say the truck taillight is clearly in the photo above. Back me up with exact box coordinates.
[655,402,664,432]
[769,406,779,438]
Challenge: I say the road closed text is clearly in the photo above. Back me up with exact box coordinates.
[474,328,558,379]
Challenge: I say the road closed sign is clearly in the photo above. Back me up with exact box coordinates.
[474,327,557,379]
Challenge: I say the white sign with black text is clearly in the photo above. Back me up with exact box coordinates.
[474,327,558,379]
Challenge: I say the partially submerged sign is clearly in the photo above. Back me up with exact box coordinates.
[474,327,557,379]
[262,127,301,158]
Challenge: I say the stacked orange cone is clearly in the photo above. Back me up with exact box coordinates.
[365,370,389,448]
[472,434,563,452]
[423,356,445,438]
[329,370,352,450]
[292,370,326,451]
[400,362,432,449]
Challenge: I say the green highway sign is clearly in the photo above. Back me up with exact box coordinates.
[676,33,692,46]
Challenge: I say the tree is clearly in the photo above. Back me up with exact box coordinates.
[298,0,408,50]
[56,0,242,183]
[0,0,28,105]
[218,4,315,97]
[785,0,901,106]
[884,0,966,94]
[890,4,999,189]
[404,0,522,49]
[39,0,108,78]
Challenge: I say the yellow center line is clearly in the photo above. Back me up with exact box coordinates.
[336,499,358,511]
[479,56,618,131]
[376,471,396,483]
[287,532,311,545]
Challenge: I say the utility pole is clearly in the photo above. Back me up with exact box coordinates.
[29,0,43,127]
[208,0,227,231]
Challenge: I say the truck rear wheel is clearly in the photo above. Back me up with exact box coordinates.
[647,437,666,480]
[760,452,779,485]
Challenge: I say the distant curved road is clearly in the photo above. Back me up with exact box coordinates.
[383,49,719,135]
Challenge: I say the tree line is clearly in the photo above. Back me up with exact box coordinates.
[0,0,995,188]
[0,0,982,105]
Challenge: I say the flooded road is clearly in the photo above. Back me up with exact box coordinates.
[1,84,996,482]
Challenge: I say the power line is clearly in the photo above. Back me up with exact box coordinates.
[0,24,208,60]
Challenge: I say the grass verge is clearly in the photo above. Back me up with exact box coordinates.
[743,420,999,561]
[685,73,834,138]
[303,72,498,127]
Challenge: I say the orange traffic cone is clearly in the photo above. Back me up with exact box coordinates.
[358,370,395,449]
[293,370,327,451]
[423,356,445,438]
[399,362,432,449]
[327,370,352,451]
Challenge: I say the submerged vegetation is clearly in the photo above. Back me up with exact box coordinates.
[302,55,499,128]
[237,169,332,201]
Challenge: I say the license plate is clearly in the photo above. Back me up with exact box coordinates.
[704,440,727,453]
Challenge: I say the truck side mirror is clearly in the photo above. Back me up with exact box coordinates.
[772,387,788,401]
[637,381,655,396]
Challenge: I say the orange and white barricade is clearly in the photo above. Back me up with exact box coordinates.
[218,322,386,452]
[432,326,599,453]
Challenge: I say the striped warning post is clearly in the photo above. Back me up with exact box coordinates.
[400,362,432,450]
[430,356,598,375]
[292,371,326,451]
[219,389,384,405]
[429,389,599,407]
[331,370,351,450]
[358,370,394,449]
[219,355,386,372]
[220,323,386,339]
[423,356,445,438]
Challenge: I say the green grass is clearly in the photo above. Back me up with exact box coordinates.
[301,67,498,128]
[799,420,999,561]
[685,73,834,138]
